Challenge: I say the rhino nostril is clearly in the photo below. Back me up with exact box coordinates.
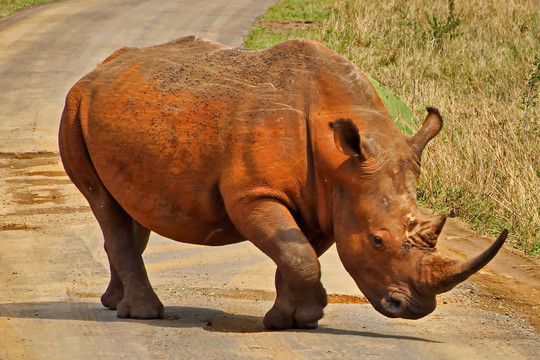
[380,295,406,317]
[388,296,404,313]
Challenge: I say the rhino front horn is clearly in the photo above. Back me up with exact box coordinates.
[420,229,508,294]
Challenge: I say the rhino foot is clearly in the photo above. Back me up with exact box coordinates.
[263,303,323,330]
[101,281,124,310]
[263,286,327,330]
[116,293,164,319]
[263,305,295,330]
[101,287,123,310]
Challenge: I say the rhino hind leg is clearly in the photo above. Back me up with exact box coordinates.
[101,220,150,311]
[95,203,163,319]
[100,262,123,310]
[59,105,163,319]
[226,199,327,330]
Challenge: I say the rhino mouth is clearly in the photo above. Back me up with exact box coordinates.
[378,291,436,320]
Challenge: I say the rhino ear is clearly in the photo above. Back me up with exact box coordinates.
[329,119,363,158]
[410,108,443,156]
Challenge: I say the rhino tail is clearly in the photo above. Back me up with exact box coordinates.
[58,86,107,202]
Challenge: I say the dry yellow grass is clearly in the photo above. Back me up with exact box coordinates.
[246,0,540,253]
[0,0,52,18]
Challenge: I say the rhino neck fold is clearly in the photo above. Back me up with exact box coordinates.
[307,118,340,237]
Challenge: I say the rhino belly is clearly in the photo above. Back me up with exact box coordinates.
[83,87,243,245]
[90,142,243,246]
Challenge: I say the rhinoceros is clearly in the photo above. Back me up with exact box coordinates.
[59,35,507,330]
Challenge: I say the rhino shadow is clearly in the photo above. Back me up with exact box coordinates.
[164,306,439,342]
[0,301,229,327]
[0,301,439,342]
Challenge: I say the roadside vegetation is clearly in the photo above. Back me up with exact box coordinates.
[0,0,52,18]
[245,0,540,254]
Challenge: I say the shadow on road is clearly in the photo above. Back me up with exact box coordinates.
[0,301,439,343]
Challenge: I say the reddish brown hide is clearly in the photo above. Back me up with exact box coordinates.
[59,36,507,329]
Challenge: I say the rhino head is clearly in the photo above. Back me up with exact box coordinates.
[328,108,507,319]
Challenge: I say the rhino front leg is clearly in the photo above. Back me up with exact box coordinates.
[265,267,327,330]
[267,233,335,329]
[229,199,327,330]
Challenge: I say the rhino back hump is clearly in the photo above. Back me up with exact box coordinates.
[74,37,381,239]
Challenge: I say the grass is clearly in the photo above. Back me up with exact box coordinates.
[245,0,540,255]
[0,0,53,18]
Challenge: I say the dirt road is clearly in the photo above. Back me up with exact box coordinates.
[0,1,539,359]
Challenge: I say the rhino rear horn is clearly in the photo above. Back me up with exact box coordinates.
[410,108,443,156]
[410,214,447,248]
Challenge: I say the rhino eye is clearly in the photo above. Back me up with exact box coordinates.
[373,236,384,247]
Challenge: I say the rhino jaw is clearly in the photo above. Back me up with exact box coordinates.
[377,291,437,319]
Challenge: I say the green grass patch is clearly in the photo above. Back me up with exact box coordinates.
[262,0,332,21]
[244,25,307,51]
[0,0,53,18]
[245,0,540,255]
[245,1,332,49]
